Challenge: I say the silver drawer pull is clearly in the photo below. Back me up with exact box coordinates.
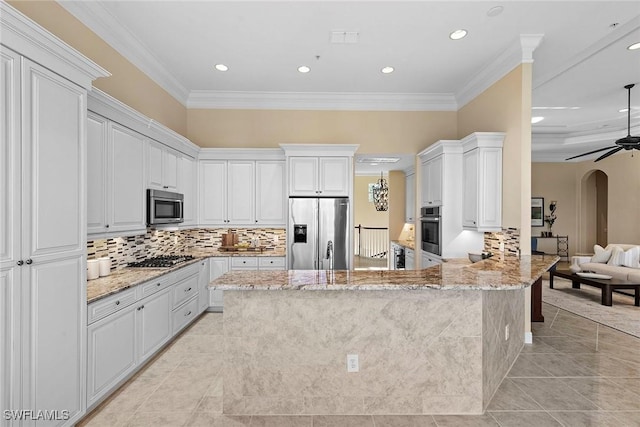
[185,311,192,316]
[185,287,192,292]
[115,301,120,305]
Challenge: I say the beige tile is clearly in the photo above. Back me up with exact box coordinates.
[372,415,436,427]
[249,415,313,427]
[488,411,561,426]
[302,396,364,415]
[548,411,634,427]
[520,353,598,377]
[431,414,499,426]
[506,354,554,377]
[536,336,598,353]
[509,378,599,410]
[519,337,561,353]
[568,353,640,377]
[196,396,223,413]
[184,413,251,427]
[609,378,640,396]
[312,415,374,427]
[611,411,640,427]
[124,411,190,427]
[562,377,640,410]
[363,396,422,414]
[486,379,543,411]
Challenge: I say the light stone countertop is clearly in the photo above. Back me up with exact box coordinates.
[86,248,286,304]
[391,239,416,250]
[210,254,559,291]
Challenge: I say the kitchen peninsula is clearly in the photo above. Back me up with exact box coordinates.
[211,254,558,416]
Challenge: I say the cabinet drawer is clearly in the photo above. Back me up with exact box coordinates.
[88,287,137,324]
[138,274,172,299]
[174,261,199,282]
[172,295,199,334]
[172,274,199,309]
[258,257,285,269]
[231,257,258,269]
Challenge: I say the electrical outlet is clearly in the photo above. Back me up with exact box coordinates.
[173,235,178,245]
[273,235,279,244]
[505,324,510,341]
[499,241,505,252]
[347,354,359,372]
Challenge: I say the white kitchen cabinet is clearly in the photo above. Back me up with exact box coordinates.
[421,155,443,206]
[209,257,230,311]
[231,256,259,270]
[1,24,106,424]
[258,257,286,270]
[405,170,416,223]
[147,140,180,192]
[405,248,415,270]
[422,251,442,269]
[288,156,351,197]
[198,259,211,313]
[199,159,285,226]
[461,133,504,232]
[87,113,146,236]
[256,161,286,225]
[180,155,197,226]
[137,288,172,362]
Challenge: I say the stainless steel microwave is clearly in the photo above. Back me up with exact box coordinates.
[147,189,184,225]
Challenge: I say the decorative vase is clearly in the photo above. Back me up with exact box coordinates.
[569,259,581,273]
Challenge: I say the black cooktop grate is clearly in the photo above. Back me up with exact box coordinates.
[128,255,195,268]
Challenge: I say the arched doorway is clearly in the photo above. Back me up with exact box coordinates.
[580,170,608,252]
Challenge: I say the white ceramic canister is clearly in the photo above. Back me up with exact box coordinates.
[98,257,112,277]
[87,260,100,280]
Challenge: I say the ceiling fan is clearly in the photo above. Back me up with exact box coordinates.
[565,83,640,162]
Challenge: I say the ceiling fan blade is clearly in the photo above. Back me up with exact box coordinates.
[594,146,623,162]
[565,146,615,161]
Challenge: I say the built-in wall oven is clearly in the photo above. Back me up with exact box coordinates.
[421,206,441,255]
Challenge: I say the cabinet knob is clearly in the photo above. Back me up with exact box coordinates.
[255,220,258,223]
[115,300,120,306]
[185,311,192,317]
[163,185,169,189]
[105,224,110,228]
[186,287,192,292]
[25,259,33,265]
[16,260,24,266]
[156,282,161,287]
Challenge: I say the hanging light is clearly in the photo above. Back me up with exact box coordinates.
[372,172,388,212]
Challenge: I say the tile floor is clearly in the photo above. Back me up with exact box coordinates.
[79,303,640,427]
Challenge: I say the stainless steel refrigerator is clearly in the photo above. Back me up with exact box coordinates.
[288,197,350,270]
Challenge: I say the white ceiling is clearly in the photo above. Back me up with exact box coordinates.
[60,1,640,165]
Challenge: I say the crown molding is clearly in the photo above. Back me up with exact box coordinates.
[456,34,543,109]
[198,148,285,161]
[187,91,458,111]
[0,2,109,89]
[59,0,189,104]
[280,143,359,157]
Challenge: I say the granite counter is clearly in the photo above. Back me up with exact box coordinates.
[216,254,558,417]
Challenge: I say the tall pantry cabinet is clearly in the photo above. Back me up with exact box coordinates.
[0,4,108,426]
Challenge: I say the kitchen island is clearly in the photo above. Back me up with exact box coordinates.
[211,254,558,416]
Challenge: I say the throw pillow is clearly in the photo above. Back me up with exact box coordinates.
[591,245,612,263]
[607,246,640,268]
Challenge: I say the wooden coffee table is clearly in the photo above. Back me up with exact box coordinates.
[550,269,640,307]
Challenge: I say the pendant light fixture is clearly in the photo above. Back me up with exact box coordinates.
[372,172,388,212]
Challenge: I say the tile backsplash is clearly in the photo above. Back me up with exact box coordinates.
[484,228,520,255]
[87,227,286,271]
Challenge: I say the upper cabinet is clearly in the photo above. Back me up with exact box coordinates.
[418,141,461,208]
[87,113,146,236]
[147,140,179,192]
[288,156,351,197]
[421,156,442,206]
[179,155,197,226]
[461,132,504,232]
[405,169,416,223]
[199,150,286,227]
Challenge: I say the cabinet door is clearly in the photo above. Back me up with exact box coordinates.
[24,256,86,421]
[137,288,172,362]
[163,147,179,191]
[147,140,164,190]
[319,157,350,196]
[198,259,210,313]
[87,113,109,234]
[23,59,86,258]
[405,249,415,270]
[477,148,502,230]
[209,258,229,311]
[227,161,255,224]
[428,157,443,206]
[87,304,137,407]
[289,157,318,196]
[0,266,20,421]
[462,150,478,227]
[180,155,197,226]
[405,172,415,222]
[255,161,285,225]
[199,161,227,225]
[109,123,146,233]
[0,48,20,270]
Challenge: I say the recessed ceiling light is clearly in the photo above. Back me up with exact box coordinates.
[619,108,629,113]
[381,66,394,74]
[628,42,640,50]
[449,29,468,40]
[531,116,544,124]
[297,65,311,73]
[487,6,504,17]
[214,64,228,72]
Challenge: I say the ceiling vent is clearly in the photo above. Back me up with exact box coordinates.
[330,31,359,44]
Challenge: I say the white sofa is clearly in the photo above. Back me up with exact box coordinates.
[572,244,640,281]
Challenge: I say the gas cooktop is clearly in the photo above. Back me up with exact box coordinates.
[128,255,195,268]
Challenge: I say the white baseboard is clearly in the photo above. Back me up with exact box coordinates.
[524,332,533,344]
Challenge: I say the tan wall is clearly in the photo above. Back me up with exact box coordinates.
[457,65,532,237]
[354,175,389,228]
[531,163,578,256]
[187,109,457,152]
[9,0,188,136]
[388,171,407,242]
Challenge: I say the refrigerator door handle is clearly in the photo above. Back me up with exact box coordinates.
[326,240,334,270]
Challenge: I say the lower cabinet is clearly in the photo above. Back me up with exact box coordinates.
[198,259,211,313]
[422,251,442,269]
[86,262,202,410]
[405,249,415,270]
[209,257,230,312]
